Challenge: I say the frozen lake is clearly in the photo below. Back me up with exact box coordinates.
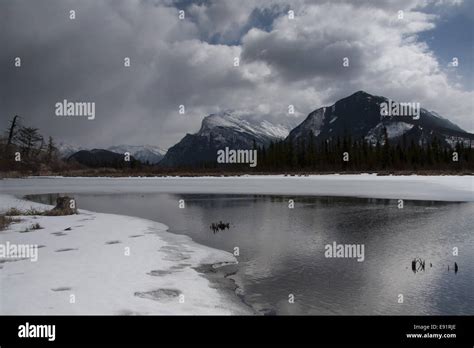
[2,176,473,315]
[1,175,473,201]
[27,189,474,315]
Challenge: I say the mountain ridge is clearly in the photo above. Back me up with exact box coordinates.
[286,90,472,148]
[58,143,167,164]
[68,149,140,168]
[159,111,290,167]
[64,91,473,169]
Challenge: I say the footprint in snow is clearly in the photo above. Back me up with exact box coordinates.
[55,248,78,252]
[105,240,121,245]
[134,289,181,301]
[51,232,67,237]
[51,287,71,292]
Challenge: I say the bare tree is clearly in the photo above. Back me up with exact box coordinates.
[6,115,20,147]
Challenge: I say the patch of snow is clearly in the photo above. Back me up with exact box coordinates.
[0,194,251,315]
[200,112,289,140]
[444,136,472,149]
[109,144,167,156]
[385,122,414,138]
[291,108,325,140]
[108,145,167,164]
[307,108,325,131]
[56,142,85,158]
[258,120,289,138]
[366,122,414,144]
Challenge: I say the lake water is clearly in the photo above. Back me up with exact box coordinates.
[28,193,474,315]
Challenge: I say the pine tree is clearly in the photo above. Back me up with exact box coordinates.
[46,136,58,163]
[17,126,43,159]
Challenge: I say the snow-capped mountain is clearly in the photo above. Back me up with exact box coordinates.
[107,145,166,164]
[287,90,473,147]
[61,91,472,169]
[159,111,290,167]
[56,142,85,159]
[58,142,167,164]
[198,111,290,141]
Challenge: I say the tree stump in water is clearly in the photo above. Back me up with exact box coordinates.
[49,196,77,215]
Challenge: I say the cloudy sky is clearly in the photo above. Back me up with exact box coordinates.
[1,0,473,149]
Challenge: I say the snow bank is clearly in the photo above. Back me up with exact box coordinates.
[0,194,250,315]
[1,175,473,201]
[366,122,414,142]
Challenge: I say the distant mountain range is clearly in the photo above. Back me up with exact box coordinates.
[57,142,85,159]
[107,145,166,164]
[160,91,473,167]
[63,91,473,169]
[68,149,140,168]
[58,144,166,164]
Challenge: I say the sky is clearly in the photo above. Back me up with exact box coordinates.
[1,0,473,149]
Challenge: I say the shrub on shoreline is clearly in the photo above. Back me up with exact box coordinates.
[0,215,21,231]
[4,196,77,217]
[5,207,44,216]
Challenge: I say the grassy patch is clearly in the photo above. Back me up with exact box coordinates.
[4,207,23,216]
[5,207,44,216]
[43,208,76,216]
[0,215,22,231]
[5,207,75,217]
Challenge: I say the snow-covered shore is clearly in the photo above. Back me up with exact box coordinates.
[0,194,251,315]
[0,175,472,314]
[1,174,473,201]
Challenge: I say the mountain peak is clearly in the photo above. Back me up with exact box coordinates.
[199,111,289,139]
[342,90,376,101]
[287,90,471,147]
[107,144,166,164]
[160,111,290,167]
[352,90,372,97]
[200,111,240,131]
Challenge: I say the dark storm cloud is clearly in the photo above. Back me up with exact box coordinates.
[1,0,472,150]
[0,0,203,148]
[241,29,366,82]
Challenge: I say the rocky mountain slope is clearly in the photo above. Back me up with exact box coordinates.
[286,91,473,147]
[159,111,290,167]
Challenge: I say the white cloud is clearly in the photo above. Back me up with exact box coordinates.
[1,0,471,150]
[240,0,473,130]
